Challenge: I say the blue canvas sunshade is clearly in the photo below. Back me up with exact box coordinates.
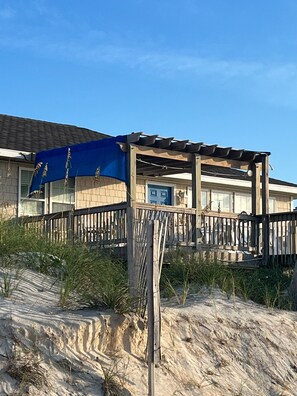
[30,135,127,194]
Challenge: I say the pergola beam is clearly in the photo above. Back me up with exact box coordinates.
[121,144,252,170]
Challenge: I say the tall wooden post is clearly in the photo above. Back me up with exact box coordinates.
[251,162,261,251]
[147,220,161,396]
[261,154,270,265]
[251,162,261,216]
[192,154,202,249]
[126,144,137,294]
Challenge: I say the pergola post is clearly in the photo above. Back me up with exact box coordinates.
[261,154,270,265]
[126,144,137,294]
[251,162,261,216]
[251,162,261,251]
[192,154,202,249]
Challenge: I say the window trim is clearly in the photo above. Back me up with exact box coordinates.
[234,192,252,214]
[187,187,210,209]
[211,189,233,213]
[49,178,76,213]
[18,167,47,217]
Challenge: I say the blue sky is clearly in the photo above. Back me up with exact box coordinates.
[1,0,297,183]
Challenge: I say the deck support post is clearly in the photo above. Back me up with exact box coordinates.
[192,154,202,249]
[251,162,261,252]
[126,144,137,295]
[261,154,270,265]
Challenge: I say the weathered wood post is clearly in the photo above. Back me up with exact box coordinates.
[147,220,161,396]
[261,154,270,265]
[126,144,137,295]
[192,154,202,249]
[251,162,261,252]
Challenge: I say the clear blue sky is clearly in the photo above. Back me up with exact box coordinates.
[1,0,297,183]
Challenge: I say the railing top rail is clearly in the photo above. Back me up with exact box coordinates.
[135,202,196,215]
[202,211,256,220]
[256,211,297,221]
[21,202,129,223]
[136,203,257,220]
[73,202,128,216]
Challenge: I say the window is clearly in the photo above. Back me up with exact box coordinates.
[19,168,45,216]
[211,191,233,212]
[187,188,209,209]
[19,169,75,216]
[235,193,251,214]
[269,197,276,213]
[259,196,276,213]
[50,179,75,212]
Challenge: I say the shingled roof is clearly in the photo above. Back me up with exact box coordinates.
[0,114,109,153]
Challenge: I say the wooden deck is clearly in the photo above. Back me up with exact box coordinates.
[22,203,297,266]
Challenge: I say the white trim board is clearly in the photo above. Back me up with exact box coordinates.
[164,173,297,196]
[0,148,32,159]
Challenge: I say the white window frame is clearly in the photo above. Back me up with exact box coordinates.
[187,187,210,209]
[49,178,76,213]
[146,180,176,206]
[234,192,252,214]
[18,167,47,217]
[211,190,233,213]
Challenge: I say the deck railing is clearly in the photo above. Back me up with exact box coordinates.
[136,203,259,251]
[23,202,128,247]
[22,202,297,265]
[257,211,297,265]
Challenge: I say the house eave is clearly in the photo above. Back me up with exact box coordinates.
[165,173,297,197]
[0,148,34,162]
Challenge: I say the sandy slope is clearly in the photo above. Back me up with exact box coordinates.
[1,270,297,395]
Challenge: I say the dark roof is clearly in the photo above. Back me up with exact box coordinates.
[202,165,297,188]
[0,114,109,153]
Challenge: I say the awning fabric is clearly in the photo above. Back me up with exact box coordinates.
[30,135,127,193]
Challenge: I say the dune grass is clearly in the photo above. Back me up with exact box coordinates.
[161,249,293,309]
[0,218,131,313]
[0,218,294,311]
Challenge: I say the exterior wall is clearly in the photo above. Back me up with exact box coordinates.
[75,175,293,213]
[0,160,19,218]
[0,158,294,217]
[75,176,126,208]
[75,177,148,208]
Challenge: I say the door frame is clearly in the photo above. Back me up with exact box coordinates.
[146,180,176,206]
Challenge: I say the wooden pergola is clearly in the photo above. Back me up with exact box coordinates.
[120,133,271,290]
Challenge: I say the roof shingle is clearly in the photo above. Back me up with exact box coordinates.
[0,114,109,153]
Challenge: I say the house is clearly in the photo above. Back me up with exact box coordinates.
[1,113,297,220]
